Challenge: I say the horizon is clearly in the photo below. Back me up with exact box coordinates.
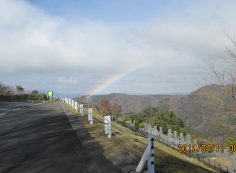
[1,0,236,95]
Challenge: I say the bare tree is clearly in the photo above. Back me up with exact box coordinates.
[111,102,122,122]
[202,36,236,144]
[203,36,236,113]
[98,98,111,115]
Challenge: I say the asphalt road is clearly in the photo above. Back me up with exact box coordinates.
[0,102,121,173]
[0,102,36,114]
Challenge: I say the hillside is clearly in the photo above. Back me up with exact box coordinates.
[79,85,236,140]
[82,93,174,113]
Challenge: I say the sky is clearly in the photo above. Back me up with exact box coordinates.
[0,0,236,95]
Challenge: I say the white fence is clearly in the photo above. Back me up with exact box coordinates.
[64,97,113,139]
[64,97,84,117]
[64,97,155,172]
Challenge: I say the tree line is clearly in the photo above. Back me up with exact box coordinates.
[0,83,48,101]
[126,106,187,134]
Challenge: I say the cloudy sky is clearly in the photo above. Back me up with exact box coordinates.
[0,0,235,95]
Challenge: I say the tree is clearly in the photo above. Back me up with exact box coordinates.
[0,83,14,96]
[111,102,122,122]
[16,85,24,94]
[32,90,39,94]
[98,98,111,115]
[153,109,185,134]
[0,83,48,101]
[203,36,236,142]
[127,107,186,134]
[203,37,236,113]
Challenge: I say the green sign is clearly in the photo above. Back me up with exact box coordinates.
[48,91,53,97]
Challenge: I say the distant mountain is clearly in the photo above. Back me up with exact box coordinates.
[84,93,175,113]
[156,86,235,139]
[79,85,236,140]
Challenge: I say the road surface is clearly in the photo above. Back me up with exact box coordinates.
[0,101,121,173]
[0,102,37,115]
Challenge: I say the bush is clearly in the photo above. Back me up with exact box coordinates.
[225,136,236,146]
[134,121,140,130]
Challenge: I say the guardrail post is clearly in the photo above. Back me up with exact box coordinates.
[88,108,93,124]
[136,133,155,173]
[104,115,111,138]
[136,146,149,172]
[75,101,78,111]
[147,134,155,173]
[80,104,83,116]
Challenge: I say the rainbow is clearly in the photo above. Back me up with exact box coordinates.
[85,59,151,100]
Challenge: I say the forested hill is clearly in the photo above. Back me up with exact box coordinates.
[80,85,236,141]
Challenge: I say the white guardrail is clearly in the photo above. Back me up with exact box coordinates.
[63,97,156,173]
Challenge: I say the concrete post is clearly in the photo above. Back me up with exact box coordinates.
[180,133,184,142]
[159,127,163,135]
[174,131,177,140]
[186,134,191,144]
[168,129,172,137]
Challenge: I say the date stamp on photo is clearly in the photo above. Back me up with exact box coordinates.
[178,144,236,153]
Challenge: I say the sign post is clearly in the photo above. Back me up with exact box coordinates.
[47,91,53,101]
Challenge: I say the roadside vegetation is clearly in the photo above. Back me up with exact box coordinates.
[0,83,48,101]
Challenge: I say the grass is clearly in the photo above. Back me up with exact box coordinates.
[64,103,216,173]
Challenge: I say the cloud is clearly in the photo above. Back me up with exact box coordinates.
[1,0,236,94]
[0,0,147,74]
[57,76,79,86]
